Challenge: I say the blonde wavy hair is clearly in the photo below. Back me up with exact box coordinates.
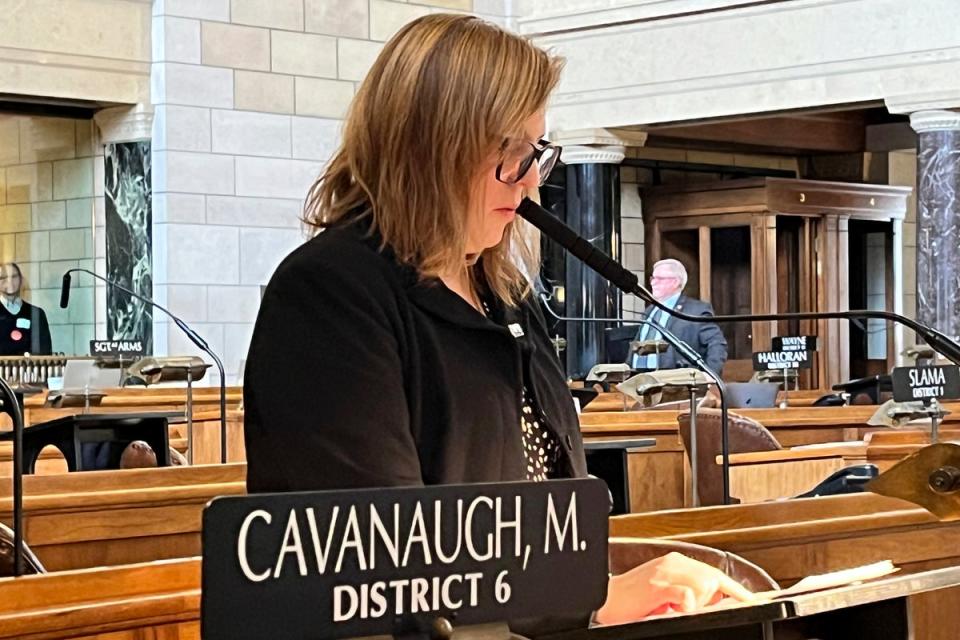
[303,14,564,306]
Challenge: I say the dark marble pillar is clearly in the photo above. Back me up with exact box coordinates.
[105,141,153,352]
[912,111,960,340]
[561,146,624,377]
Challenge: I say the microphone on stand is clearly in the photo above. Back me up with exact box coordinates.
[518,197,960,504]
[540,297,725,507]
[60,268,229,464]
[59,273,71,309]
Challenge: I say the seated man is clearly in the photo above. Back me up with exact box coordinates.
[629,259,727,375]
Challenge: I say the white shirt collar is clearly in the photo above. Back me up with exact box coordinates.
[1,296,22,315]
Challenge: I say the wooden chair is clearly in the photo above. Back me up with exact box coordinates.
[678,408,781,505]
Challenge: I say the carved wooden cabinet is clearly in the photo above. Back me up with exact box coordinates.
[641,178,911,388]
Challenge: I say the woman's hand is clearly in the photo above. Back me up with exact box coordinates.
[593,552,756,625]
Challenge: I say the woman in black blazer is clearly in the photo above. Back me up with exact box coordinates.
[243,13,750,627]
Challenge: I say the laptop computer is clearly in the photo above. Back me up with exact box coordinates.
[725,382,780,408]
[62,359,123,390]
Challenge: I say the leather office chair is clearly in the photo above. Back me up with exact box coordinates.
[608,538,779,593]
[678,408,782,506]
[0,522,45,577]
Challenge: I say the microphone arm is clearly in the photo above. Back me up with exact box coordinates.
[540,296,731,504]
[518,199,960,367]
[519,196,960,505]
[61,268,228,464]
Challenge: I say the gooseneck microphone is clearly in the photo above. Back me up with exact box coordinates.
[518,196,960,504]
[59,273,71,309]
[539,295,732,505]
[60,268,229,464]
[517,198,960,366]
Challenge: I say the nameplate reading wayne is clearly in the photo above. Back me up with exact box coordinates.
[771,335,818,353]
[201,479,609,640]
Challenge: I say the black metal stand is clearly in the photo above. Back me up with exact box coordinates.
[539,302,732,503]
[61,268,229,464]
[0,383,26,576]
[688,385,700,507]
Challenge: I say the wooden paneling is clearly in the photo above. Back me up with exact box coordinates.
[0,558,201,639]
[698,226,711,302]
[610,493,960,639]
[727,455,847,502]
[646,113,869,154]
[625,437,687,512]
[0,464,245,571]
[641,178,910,388]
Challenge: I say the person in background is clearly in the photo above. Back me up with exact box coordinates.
[630,258,727,375]
[0,263,52,356]
[243,14,751,629]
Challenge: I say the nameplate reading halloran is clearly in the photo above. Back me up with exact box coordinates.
[892,365,960,403]
[89,339,145,356]
[771,335,818,352]
[752,350,813,371]
[201,479,609,640]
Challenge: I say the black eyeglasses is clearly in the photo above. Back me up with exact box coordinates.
[495,138,562,187]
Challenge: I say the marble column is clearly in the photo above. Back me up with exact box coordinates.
[558,145,625,377]
[911,110,960,340]
[95,105,155,351]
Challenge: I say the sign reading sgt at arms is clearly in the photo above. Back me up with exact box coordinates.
[202,479,609,640]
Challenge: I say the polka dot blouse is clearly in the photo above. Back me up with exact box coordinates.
[480,297,561,481]
[520,387,561,481]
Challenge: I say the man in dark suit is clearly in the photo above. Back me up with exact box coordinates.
[629,258,727,375]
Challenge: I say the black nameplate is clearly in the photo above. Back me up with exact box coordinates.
[891,365,960,403]
[753,350,813,371]
[201,479,609,640]
[772,335,818,352]
[89,339,145,356]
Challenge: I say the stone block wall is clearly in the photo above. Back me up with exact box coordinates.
[151,0,511,384]
[0,114,101,355]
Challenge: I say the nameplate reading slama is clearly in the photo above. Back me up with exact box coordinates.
[201,479,609,639]
[892,365,960,402]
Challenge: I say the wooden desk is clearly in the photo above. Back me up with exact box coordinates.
[610,493,960,640]
[720,445,858,502]
[580,404,952,511]
[5,385,244,429]
[4,492,959,640]
[0,558,200,639]
[0,463,245,571]
[719,429,960,502]
[581,403,960,446]
[581,389,832,413]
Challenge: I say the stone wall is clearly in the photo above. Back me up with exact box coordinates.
[0,114,99,355]
[0,0,150,104]
[150,0,511,383]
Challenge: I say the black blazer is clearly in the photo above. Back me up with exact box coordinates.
[244,222,588,493]
[634,295,728,375]
[0,301,52,356]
